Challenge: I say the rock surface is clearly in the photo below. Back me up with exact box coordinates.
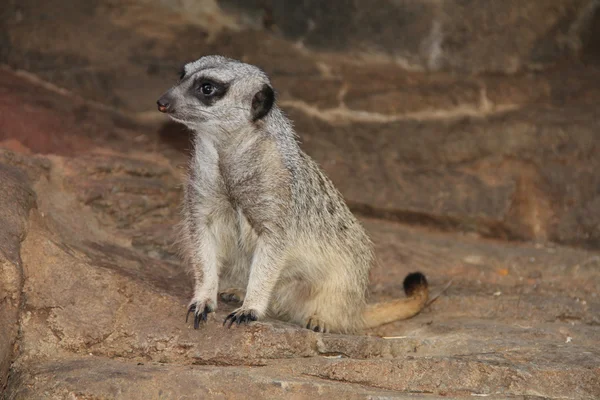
[3,0,600,248]
[0,163,36,391]
[1,0,600,398]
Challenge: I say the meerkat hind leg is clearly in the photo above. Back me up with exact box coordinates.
[305,315,329,333]
[273,275,359,334]
[219,288,246,304]
[297,291,358,334]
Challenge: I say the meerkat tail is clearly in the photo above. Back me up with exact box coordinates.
[362,272,429,329]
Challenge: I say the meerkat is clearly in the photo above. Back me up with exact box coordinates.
[157,55,429,334]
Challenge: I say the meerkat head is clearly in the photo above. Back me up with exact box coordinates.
[156,55,275,134]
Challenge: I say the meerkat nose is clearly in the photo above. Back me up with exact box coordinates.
[157,98,170,113]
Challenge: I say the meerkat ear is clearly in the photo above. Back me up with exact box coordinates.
[251,84,275,122]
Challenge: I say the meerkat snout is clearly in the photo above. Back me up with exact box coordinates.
[166,55,430,334]
[157,97,170,113]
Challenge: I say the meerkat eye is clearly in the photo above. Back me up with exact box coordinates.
[191,79,228,104]
[200,82,215,96]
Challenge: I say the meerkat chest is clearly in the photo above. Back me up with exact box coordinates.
[189,136,263,208]
[189,137,227,203]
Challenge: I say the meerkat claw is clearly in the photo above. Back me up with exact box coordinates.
[186,304,195,323]
[223,313,235,328]
[186,303,212,329]
[306,316,328,333]
[223,309,258,328]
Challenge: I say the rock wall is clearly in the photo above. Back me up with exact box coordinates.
[221,0,600,73]
[2,0,600,248]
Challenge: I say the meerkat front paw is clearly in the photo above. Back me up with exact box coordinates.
[223,307,258,328]
[305,315,329,333]
[186,298,216,329]
[219,288,246,303]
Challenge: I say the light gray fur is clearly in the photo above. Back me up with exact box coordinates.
[162,56,374,334]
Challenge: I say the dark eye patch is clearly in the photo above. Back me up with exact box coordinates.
[191,78,229,106]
